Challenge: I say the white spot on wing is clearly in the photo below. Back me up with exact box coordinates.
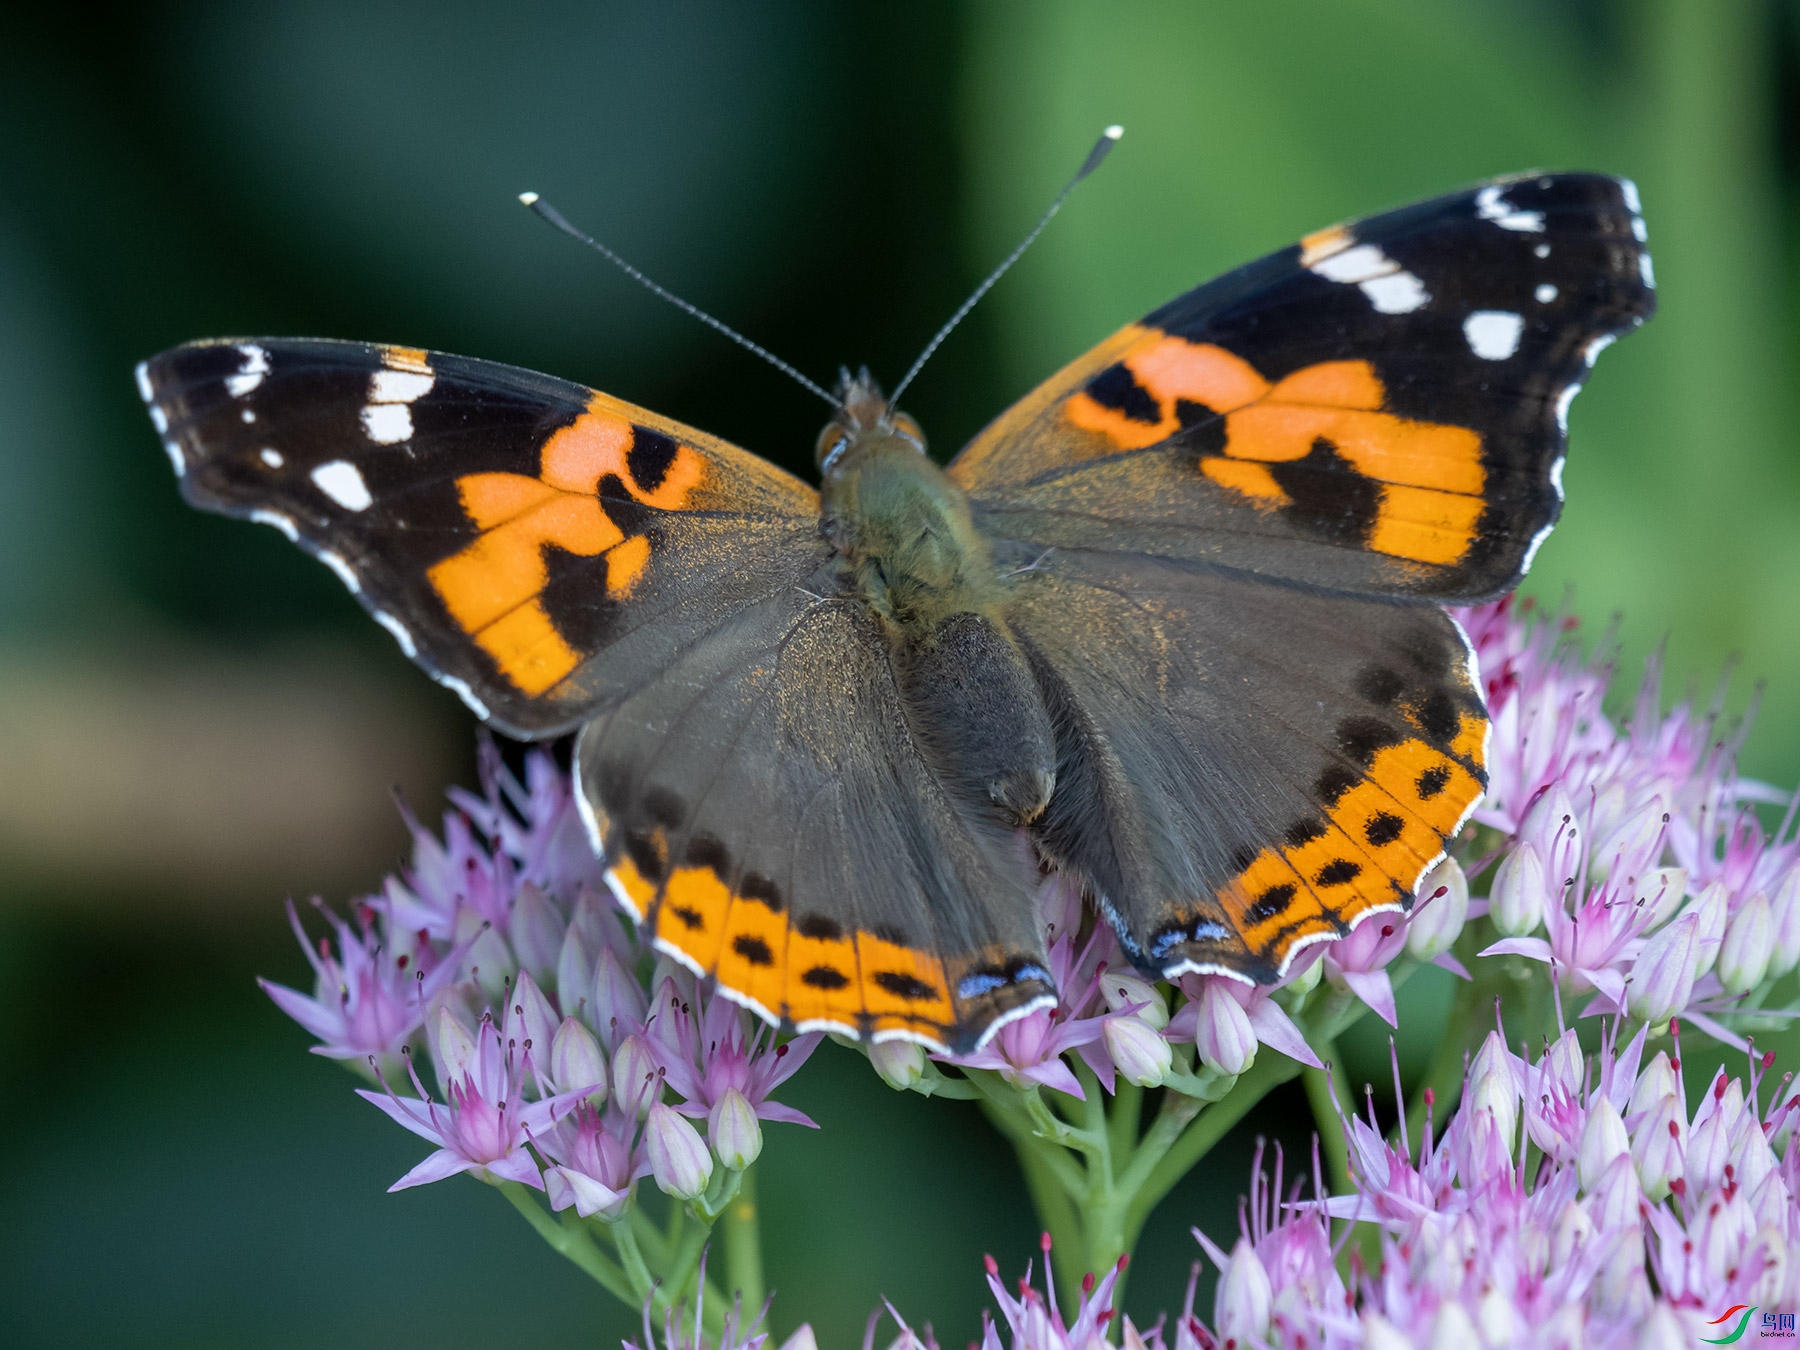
[163,441,185,476]
[1639,252,1656,288]
[1307,242,1431,313]
[1360,272,1429,314]
[434,671,491,721]
[317,550,361,594]
[1309,243,1394,283]
[1632,217,1648,243]
[373,610,418,657]
[369,369,434,404]
[1519,520,1555,576]
[1534,243,1551,259]
[1463,310,1524,360]
[1555,383,1580,433]
[1583,333,1616,366]
[225,344,269,397]
[1621,179,1642,214]
[148,405,168,433]
[1534,283,1558,304]
[1549,455,1566,497]
[1474,184,1545,232]
[310,459,373,511]
[360,403,413,444]
[134,362,153,403]
[241,408,256,424]
[259,448,283,467]
[250,509,299,541]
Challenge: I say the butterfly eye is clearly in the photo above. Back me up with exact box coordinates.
[890,412,927,452]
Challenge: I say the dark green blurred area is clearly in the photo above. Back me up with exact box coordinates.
[3,1,1798,1344]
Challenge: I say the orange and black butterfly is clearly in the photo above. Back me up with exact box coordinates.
[139,170,1653,1052]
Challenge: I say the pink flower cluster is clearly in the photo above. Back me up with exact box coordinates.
[262,742,819,1210]
[1183,1023,1800,1347]
[1462,598,1800,1048]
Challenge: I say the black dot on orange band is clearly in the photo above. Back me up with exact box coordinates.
[1413,690,1461,743]
[1246,883,1296,925]
[671,906,704,930]
[1285,817,1327,847]
[872,971,939,1002]
[624,831,666,882]
[684,834,731,874]
[740,872,783,912]
[1365,813,1406,846]
[1337,716,1403,765]
[732,935,774,966]
[1316,764,1360,807]
[796,913,844,941]
[1417,765,1451,799]
[800,965,849,990]
[1316,859,1361,886]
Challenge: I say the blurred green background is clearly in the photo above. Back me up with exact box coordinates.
[3,0,1798,1344]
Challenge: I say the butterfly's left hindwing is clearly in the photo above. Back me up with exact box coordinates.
[139,339,822,736]
[953,173,1654,603]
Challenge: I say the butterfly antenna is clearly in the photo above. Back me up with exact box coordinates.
[887,124,1123,406]
[518,191,837,406]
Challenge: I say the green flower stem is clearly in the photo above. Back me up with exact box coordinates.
[1108,1079,1144,1159]
[1302,1048,1354,1197]
[719,1165,765,1314]
[498,1182,636,1304]
[1124,1050,1303,1239]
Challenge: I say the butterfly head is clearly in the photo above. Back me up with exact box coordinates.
[815,368,926,475]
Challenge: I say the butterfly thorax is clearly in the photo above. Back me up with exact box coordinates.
[815,374,999,630]
[815,373,1056,824]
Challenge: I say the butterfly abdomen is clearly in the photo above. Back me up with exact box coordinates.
[898,610,1056,825]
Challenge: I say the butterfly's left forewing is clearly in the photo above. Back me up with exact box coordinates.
[140,338,823,737]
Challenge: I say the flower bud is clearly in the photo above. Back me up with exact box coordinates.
[870,1038,927,1091]
[510,970,560,1070]
[1578,1095,1630,1193]
[1590,796,1666,883]
[1426,1300,1477,1350]
[1523,785,1582,905]
[465,924,515,1005]
[1549,1198,1594,1268]
[1406,857,1468,961]
[611,1033,661,1120]
[1678,880,1728,979]
[1489,842,1547,937]
[1638,866,1689,930]
[591,946,648,1052]
[431,1005,479,1086]
[708,1086,763,1171]
[1104,1014,1173,1088]
[1627,1051,1678,1119]
[550,1016,608,1105]
[1717,889,1773,994]
[645,1101,713,1200]
[554,924,595,1023]
[1589,1151,1641,1231]
[1100,970,1169,1029]
[1213,1237,1271,1343]
[1193,981,1256,1076]
[778,1328,819,1350]
[509,882,564,988]
[1474,1283,1518,1348]
[1632,1093,1685,1201]
[1636,1305,1690,1350]
[1466,1032,1519,1147]
[1544,1028,1583,1095]
[1358,1313,1410,1350]
[1626,912,1698,1025]
[1768,866,1800,980]
[1280,949,1324,998]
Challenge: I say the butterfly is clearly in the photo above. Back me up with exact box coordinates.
[138,171,1653,1053]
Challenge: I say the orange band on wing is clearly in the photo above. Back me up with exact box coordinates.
[426,398,708,693]
[1063,331,1489,565]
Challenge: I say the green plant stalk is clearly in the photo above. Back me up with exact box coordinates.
[719,1165,766,1315]
[498,1182,635,1303]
